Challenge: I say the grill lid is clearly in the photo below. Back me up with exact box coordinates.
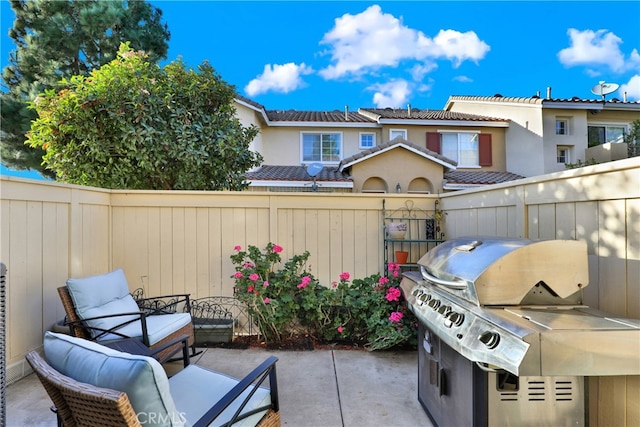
[417,237,589,306]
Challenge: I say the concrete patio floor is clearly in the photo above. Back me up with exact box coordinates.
[7,346,434,427]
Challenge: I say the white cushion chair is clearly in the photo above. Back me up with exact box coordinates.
[59,268,195,363]
[26,332,280,426]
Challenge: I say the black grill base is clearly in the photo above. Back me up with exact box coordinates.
[417,323,586,427]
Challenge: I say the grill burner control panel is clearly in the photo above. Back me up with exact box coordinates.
[405,281,531,376]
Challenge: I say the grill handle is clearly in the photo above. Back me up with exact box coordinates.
[420,268,467,290]
[475,362,507,374]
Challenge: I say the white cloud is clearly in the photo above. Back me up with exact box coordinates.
[244,63,313,96]
[318,5,490,80]
[557,29,637,73]
[410,62,438,81]
[619,75,640,101]
[368,79,411,108]
[453,75,473,83]
[431,29,490,68]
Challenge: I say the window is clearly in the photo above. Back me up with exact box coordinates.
[588,124,626,147]
[441,132,480,167]
[389,129,407,141]
[557,146,571,164]
[302,132,341,163]
[360,132,376,149]
[556,119,568,135]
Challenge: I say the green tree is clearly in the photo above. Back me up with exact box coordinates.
[1,0,170,177]
[27,44,262,190]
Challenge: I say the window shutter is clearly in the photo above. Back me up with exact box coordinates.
[479,134,492,166]
[426,132,441,153]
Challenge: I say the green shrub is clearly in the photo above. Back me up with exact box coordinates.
[230,243,417,351]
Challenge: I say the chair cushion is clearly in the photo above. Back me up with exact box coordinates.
[43,331,184,426]
[169,365,272,427]
[66,269,141,337]
[96,312,193,346]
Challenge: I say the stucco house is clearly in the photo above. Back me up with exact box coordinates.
[445,89,640,177]
[235,91,640,193]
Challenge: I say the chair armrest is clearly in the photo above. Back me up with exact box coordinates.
[192,356,279,427]
[149,334,190,366]
[65,311,150,343]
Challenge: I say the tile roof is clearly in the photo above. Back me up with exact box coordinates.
[245,165,351,182]
[359,107,508,122]
[265,110,375,123]
[235,95,266,110]
[339,138,456,170]
[447,95,640,106]
[443,170,525,185]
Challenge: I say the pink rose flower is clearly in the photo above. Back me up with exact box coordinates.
[297,282,307,289]
[243,262,254,269]
[389,312,403,323]
[339,272,350,281]
[263,281,269,287]
[392,271,399,278]
[337,326,344,333]
[272,244,283,253]
[233,271,244,279]
[385,287,401,302]
[301,276,312,285]
[249,273,259,281]
[378,276,389,285]
[247,286,254,293]
[234,245,241,251]
[264,297,270,304]
[388,262,399,271]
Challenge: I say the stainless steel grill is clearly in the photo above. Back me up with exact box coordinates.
[400,237,640,427]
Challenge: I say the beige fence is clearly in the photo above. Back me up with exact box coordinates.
[1,156,638,426]
[0,180,436,372]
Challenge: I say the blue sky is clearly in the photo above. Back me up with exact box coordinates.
[1,1,640,177]
[3,1,640,111]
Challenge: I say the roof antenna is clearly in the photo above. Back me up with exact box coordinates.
[591,81,619,101]
[306,162,323,192]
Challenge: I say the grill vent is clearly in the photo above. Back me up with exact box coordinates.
[554,380,575,401]
[521,379,577,402]
[498,377,578,403]
[527,380,546,401]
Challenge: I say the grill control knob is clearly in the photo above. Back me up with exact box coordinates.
[427,299,441,310]
[412,288,422,297]
[479,331,500,349]
[437,305,452,316]
[445,311,465,327]
[417,293,431,305]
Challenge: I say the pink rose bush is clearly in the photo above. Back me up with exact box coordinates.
[231,243,416,350]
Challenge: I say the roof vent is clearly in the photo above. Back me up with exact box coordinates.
[493,93,503,98]
[546,87,552,99]
[345,105,349,121]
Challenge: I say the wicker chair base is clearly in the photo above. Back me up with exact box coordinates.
[26,351,141,427]
[258,409,281,427]
[150,322,195,362]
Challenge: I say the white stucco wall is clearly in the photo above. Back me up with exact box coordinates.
[446,99,546,177]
